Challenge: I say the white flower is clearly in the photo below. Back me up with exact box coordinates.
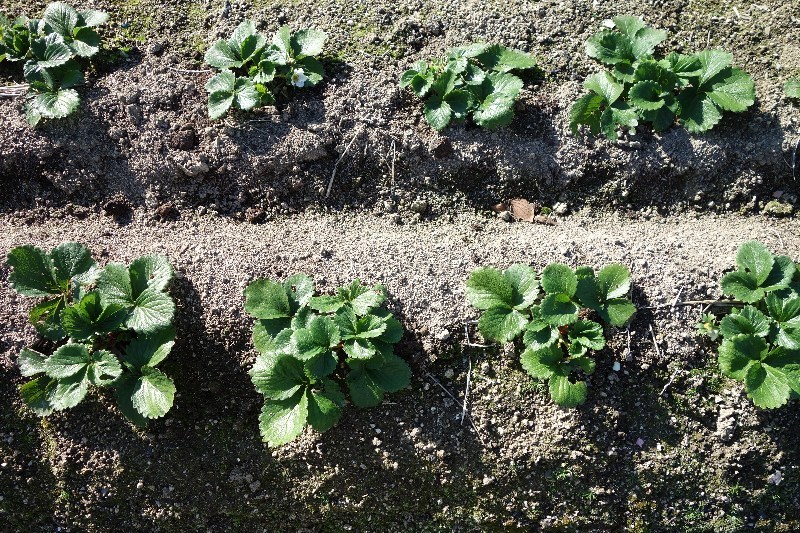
[291,68,308,88]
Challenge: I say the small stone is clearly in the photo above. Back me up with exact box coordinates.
[612,361,621,372]
[498,210,513,222]
[410,200,428,214]
[126,104,142,125]
[435,329,451,341]
[444,368,455,379]
[767,470,783,485]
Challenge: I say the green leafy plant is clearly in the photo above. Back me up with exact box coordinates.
[698,241,800,409]
[0,2,108,126]
[570,15,755,140]
[466,263,636,407]
[204,21,326,120]
[244,275,411,446]
[7,243,177,425]
[786,76,800,99]
[400,43,536,131]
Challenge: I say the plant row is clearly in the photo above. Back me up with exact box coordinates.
[7,240,798,446]
[4,7,800,137]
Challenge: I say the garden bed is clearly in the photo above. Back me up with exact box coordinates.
[1,0,799,530]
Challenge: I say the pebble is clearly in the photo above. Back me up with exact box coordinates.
[435,329,451,341]
[410,200,428,214]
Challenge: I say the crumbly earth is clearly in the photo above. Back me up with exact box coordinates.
[1,0,800,530]
[1,211,800,530]
[0,0,799,217]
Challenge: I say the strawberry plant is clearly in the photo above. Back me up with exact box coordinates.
[244,275,411,446]
[204,21,326,120]
[400,43,536,131]
[0,2,108,126]
[570,15,755,140]
[466,263,635,407]
[7,243,177,425]
[698,241,800,409]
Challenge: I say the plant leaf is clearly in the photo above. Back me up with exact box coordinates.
[128,288,175,333]
[26,88,80,121]
[568,320,606,350]
[347,363,384,407]
[129,255,173,294]
[597,264,631,299]
[569,93,605,136]
[706,67,755,112]
[40,3,78,38]
[131,366,176,418]
[719,334,766,380]
[584,71,623,104]
[476,44,535,72]
[520,344,562,379]
[20,376,56,416]
[541,264,577,297]
[44,343,90,379]
[30,34,72,69]
[478,306,529,342]
[79,10,109,27]
[306,388,342,432]
[678,89,722,133]
[87,350,122,386]
[696,50,733,86]
[586,30,633,65]
[423,96,453,131]
[245,279,292,319]
[540,293,579,326]
[466,267,514,309]
[62,294,128,341]
[251,354,307,400]
[50,369,89,410]
[259,392,308,446]
[7,245,60,296]
[291,29,326,57]
[629,80,665,111]
[365,353,411,392]
[472,93,515,129]
[18,348,48,377]
[504,264,540,310]
[745,362,791,409]
[124,326,176,368]
[719,306,771,339]
[786,77,800,99]
[548,373,587,407]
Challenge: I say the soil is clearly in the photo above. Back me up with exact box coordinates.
[1,0,800,530]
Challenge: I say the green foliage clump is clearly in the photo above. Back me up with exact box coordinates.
[204,21,326,120]
[570,15,755,140]
[244,275,411,446]
[0,2,108,126]
[698,241,800,409]
[786,76,800,99]
[7,243,177,425]
[466,263,635,407]
[400,43,536,131]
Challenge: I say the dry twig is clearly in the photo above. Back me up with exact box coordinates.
[424,371,486,446]
[326,126,363,198]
